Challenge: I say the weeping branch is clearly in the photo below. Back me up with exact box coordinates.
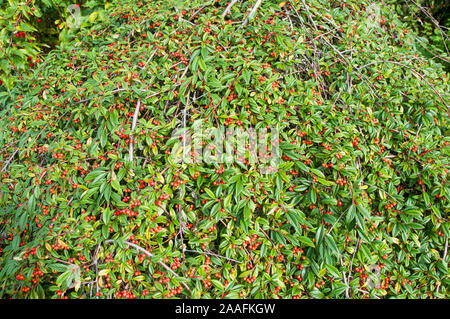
[223,0,239,18]
[105,239,192,293]
[128,98,141,162]
[241,0,263,27]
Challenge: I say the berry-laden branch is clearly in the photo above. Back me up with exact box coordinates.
[356,60,449,112]
[8,0,32,48]
[210,68,243,124]
[104,239,192,294]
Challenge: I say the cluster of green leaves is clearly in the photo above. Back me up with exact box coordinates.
[0,0,107,89]
[0,0,449,299]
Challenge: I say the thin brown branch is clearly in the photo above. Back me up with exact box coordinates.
[184,249,240,263]
[357,60,449,111]
[128,98,141,162]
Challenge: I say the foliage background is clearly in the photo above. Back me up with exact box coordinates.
[0,0,449,299]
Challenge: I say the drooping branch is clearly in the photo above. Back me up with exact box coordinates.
[184,249,241,263]
[104,239,192,293]
[241,0,263,27]
[407,0,449,55]
[222,0,239,18]
[128,98,141,162]
[436,237,448,293]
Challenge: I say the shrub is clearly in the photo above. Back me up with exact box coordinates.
[0,0,449,299]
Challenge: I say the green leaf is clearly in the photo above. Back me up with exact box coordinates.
[326,264,341,278]
[103,207,112,224]
[205,188,215,199]
[298,235,315,248]
[111,171,122,195]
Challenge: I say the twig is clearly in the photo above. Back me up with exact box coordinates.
[407,0,449,54]
[176,91,191,263]
[223,0,239,18]
[174,5,195,25]
[327,208,346,235]
[241,0,263,27]
[141,49,157,70]
[261,229,281,255]
[49,257,72,265]
[89,243,102,298]
[346,236,361,298]
[184,249,240,263]
[0,45,23,80]
[357,60,449,111]
[128,98,141,162]
[211,68,243,117]
[444,237,449,262]
[363,182,398,201]
[415,123,422,140]
[190,3,209,21]
[178,63,190,84]
[339,256,349,298]
[357,288,380,299]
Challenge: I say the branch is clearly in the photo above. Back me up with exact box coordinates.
[346,236,360,298]
[241,0,263,27]
[444,237,449,262]
[176,91,191,262]
[105,239,192,293]
[128,98,141,162]
[223,0,239,18]
[184,249,241,263]
[0,45,23,80]
[407,0,449,54]
[294,0,380,98]
[0,148,19,173]
[357,60,449,111]
[89,243,102,298]
[339,256,350,298]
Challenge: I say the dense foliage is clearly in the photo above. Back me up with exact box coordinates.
[0,0,449,299]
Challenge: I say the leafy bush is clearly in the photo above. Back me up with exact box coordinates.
[0,0,449,299]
